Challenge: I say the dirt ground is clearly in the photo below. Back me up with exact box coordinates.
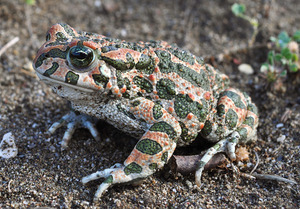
[0,0,299,208]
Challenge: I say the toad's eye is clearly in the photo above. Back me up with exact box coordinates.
[68,46,95,70]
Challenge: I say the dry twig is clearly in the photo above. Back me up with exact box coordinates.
[168,153,227,175]
[250,150,260,174]
[0,37,20,57]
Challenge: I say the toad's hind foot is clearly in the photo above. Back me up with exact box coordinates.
[195,131,240,186]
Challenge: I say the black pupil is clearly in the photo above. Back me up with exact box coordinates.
[69,46,94,68]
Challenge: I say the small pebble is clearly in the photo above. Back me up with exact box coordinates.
[185,180,193,189]
[276,123,284,128]
[247,162,253,168]
[276,135,286,143]
[0,132,18,158]
[238,63,254,75]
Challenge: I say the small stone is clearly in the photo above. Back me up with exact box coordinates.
[238,63,254,75]
[185,180,193,189]
[288,41,299,54]
[94,0,101,7]
[0,132,18,158]
[246,162,253,168]
[237,161,244,167]
[114,199,121,207]
[276,123,284,128]
[276,135,286,143]
[49,145,56,152]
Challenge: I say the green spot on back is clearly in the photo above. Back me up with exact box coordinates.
[243,116,254,128]
[248,103,258,115]
[161,152,168,163]
[136,54,151,69]
[136,138,162,155]
[179,121,196,143]
[220,91,246,109]
[101,56,130,71]
[167,47,195,65]
[237,127,248,142]
[65,71,79,85]
[201,120,212,137]
[124,162,143,175]
[126,52,135,69]
[152,103,163,120]
[149,121,177,140]
[225,109,238,130]
[155,50,210,91]
[174,94,208,122]
[156,78,176,100]
[217,104,226,117]
[133,76,153,93]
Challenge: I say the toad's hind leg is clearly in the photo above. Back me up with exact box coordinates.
[82,98,181,201]
[196,88,258,185]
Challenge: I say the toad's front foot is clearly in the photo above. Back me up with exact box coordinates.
[48,111,100,148]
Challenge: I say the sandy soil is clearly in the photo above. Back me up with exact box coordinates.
[0,0,299,208]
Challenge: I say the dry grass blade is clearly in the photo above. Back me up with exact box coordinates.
[0,37,20,57]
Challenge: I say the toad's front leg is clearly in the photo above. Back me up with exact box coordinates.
[82,98,181,201]
[48,110,100,149]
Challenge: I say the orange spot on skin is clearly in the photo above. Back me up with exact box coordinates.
[200,123,205,129]
[187,113,193,120]
[149,74,156,82]
[191,123,196,127]
[168,107,174,113]
[83,41,101,50]
[154,67,159,73]
[121,87,127,93]
[196,91,201,96]
[188,93,195,100]
[182,83,186,87]
[180,91,185,94]
[204,92,211,100]
[106,82,112,88]
[69,41,78,48]
[114,88,119,94]
[83,77,89,82]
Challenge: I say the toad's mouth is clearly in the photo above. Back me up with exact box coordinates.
[35,71,95,93]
